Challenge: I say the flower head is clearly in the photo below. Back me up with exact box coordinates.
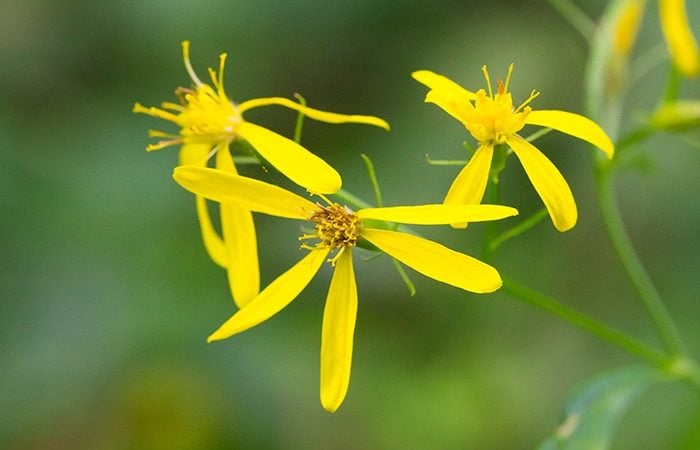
[135,41,390,194]
[413,65,614,232]
[134,42,390,307]
[172,165,518,412]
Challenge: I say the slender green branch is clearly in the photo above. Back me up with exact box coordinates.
[596,165,686,355]
[503,277,670,367]
[293,93,307,144]
[425,154,468,166]
[333,188,373,210]
[392,258,416,297]
[488,208,548,252]
[361,154,384,207]
[546,0,595,45]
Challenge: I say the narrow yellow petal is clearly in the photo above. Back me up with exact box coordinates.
[208,249,330,342]
[357,204,518,225]
[320,250,357,413]
[236,121,342,194]
[216,147,260,307]
[361,229,502,294]
[178,143,211,166]
[176,143,228,268]
[237,97,390,130]
[524,110,614,158]
[443,144,494,228]
[412,70,476,124]
[613,0,646,56]
[507,135,577,232]
[660,0,700,77]
[195,195,228,268]
[173,166,317,220]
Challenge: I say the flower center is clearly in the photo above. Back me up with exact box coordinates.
[463,64,539,146]
[175,85,243,143]
[306,203,360,249]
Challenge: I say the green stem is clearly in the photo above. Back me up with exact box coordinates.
[596,164,687,356]
[546,0,595,45]
[488,208,548,252]
[503,277,670,367]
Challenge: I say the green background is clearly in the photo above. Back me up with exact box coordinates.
[2,0,700,448]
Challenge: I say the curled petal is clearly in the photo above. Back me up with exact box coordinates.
[507,135,577,232]
[357,204,517,225]
[216,147,260,307]
[412,70,476,124]
[659,0,700,77]
[320,250,357,413]
[524,110,614,158]
[236,121,342,194]
[177,143,228,268]
[208,249,329,342]
[443,144,494,228]
[361,229,502,294]
[237,97,389,130]
[173,166,317,220]
[195,196,228,268]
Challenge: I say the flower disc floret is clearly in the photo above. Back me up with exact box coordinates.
[309,203,360,249]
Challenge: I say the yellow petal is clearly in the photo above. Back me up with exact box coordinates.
[507,135,577,232]
[236,121,342,194]
[173,166,317,220]
[660,0,700,77]
[320,250,357,413]
[178,143,211,166]
[216,147,260,307]
[613,0,646,56]
[237,97,390,130]
[357,204,518,224]
[208,249,329,342]
[177,143,228,268]
[195,195,228,268]
[412,70,476,124]
[443,144,494,228]
[524,110,614,158]
[361,229,502,294]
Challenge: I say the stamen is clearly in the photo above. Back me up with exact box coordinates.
[504,63,514,92]
[148,129,179,139]
[217,53,227,97]
[181,40,204,87]
[515,89,541,113]
[482,65,493,98]
[327,247,346,266]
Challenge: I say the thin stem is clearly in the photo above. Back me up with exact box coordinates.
[360,154,384,207]
[503,277,670,367]
[546,0,595,45]
[596,165,687,355]
[488,208,548,252]
[293,93,307,144]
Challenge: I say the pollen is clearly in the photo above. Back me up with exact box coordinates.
[307,203,360,249]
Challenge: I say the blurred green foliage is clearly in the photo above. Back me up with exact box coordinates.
[2,0,699,448]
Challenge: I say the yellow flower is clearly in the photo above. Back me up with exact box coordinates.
[134,41,389,307]
[659,0,699,77]
[172,166,518,412]
[413,65,614,232]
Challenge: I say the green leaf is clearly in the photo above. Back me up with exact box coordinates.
[538,366,667,450]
